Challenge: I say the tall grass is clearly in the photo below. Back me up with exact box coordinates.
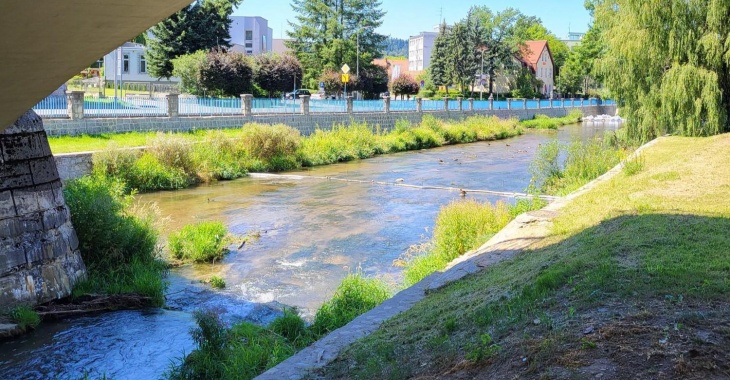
[519,110,583,129]
[64,175,166,305]
[168,273,391,380]
[8,306,40,331]
[168,221,229,263]
[93,114,525,193]
[529,138,626,196]
[404,198,546,286]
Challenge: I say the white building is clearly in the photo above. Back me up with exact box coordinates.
[229,16,273,55]
[408,32,438,72]
[520,40,555,96]
[103,42,158,82]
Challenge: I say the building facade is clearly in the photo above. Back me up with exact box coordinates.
[229,16,274,55]
[103,42,158,82]
[520,40,555,97]
[408,32,438,72]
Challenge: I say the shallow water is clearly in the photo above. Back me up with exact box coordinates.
[0,123,618,380]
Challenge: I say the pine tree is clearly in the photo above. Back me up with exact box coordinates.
[288,0,386,87]
[430,23,451,93]
[146,0,241,79]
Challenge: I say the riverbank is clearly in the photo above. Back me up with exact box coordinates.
[302,133,730,379]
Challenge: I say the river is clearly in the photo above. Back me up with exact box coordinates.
[0,123,618,380]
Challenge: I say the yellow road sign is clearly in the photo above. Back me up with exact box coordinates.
[341,74,350,83]
[341,64,351,74]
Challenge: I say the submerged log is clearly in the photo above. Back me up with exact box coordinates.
[35,294,155,319]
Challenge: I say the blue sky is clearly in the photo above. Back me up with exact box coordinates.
[233,0,592,40]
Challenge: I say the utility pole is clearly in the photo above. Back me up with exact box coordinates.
[357,31,359,78]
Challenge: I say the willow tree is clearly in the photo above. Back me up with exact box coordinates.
[595,0,730,141]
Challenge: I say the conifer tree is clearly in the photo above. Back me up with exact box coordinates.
[430,23,451,93]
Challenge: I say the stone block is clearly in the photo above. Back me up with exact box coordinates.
[2,111,45,135]
[0,238,27,274]
[11,188,40,215]
[0,133,47,162]
[36,187,56,211]
[23,232,47,264]
[0,191,15,219]
[30,156,60,185]
[0,173,34,191]
[43,207,68,230]
[59,221,79,251]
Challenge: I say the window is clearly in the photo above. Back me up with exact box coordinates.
[262,35,267,52]
[246,50,253,55]
[123,54,130,73]
[139,55,147,74]
[245,30,253,40]
[245,42,253,48]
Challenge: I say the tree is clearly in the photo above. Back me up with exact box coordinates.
[357,64,389,98]
[510,66,542,98]
[430,23,451,92]
[199,50,253,97]
[288,0,386,87]
[172,51,208,95]
[470,7,523,96]
[557,24,605,96]
[254,54,304,97]
[319,69,359,97]
[390,75,419,99]
[382,37,408,57]
[447,15,482,96]
[594,0,730,141]
[146,0,241,79]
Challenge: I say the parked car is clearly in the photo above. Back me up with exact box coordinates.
[284,89,311,99]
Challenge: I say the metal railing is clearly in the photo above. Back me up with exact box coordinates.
[32,92,612,120]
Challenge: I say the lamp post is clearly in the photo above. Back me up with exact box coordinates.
[478,45,488,100]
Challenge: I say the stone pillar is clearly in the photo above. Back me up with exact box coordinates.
[523,99,527,110]
[166,93,179,118]
[384,97,391,113]
[300,95,310,115]
[507,98,512,110]
[468,98,474,111]
[570,98,575,107]
[0,111,86,306]
[346,96,353,114]
[457,97,463,111]
[66,91,84,120]
[536,98,541,109]
[489,94,494,110]
[444,97,449,111]
[241,94,253,116]
[416,97,423,112]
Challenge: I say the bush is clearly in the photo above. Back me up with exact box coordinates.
[168,221,229,263]
[209,276,226,289]
[64,175,165,304]
[268,309,311,348]
[520,110,583,129]
[298,123,381,166]
[390,75,419,99]
[311,274,390,335]
[199,50,254,97]
[192,131,248,181]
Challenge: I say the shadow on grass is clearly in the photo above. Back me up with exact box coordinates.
[317,213,730,380]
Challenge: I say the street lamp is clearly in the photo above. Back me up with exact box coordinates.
[356,25,372,78]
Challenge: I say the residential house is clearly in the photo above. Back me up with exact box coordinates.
[229,16,273,55]
[408,32,438,71]
[103,42,163,83]
[373,58,414,82]
[519,40,555,97]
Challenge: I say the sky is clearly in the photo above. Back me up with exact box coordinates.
[232,0,593,40]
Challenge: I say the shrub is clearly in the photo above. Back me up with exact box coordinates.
[168,221,229,263]
[64,175,165,304]
[520,110,583,129]
[298,123,380,166]
[9,306,40,331]
[192,131,248,181]
[199,50,254,97]
[311,274,390,335]
[390,75,419,99]
[127,153,194,192]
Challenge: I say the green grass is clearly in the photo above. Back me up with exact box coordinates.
[403,198,546,286]
[168,221,229,263]
[168,274,391,380]
[8,306,40,331]
[519,110,583,129]
[313,134,730,379]
[64,175,166,306]
[209,276,226,289]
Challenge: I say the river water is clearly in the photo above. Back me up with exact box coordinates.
[0,123,618,380]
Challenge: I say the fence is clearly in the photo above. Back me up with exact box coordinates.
[33,91,614,120]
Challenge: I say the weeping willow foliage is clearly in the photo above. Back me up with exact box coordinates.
[595,0,730,142]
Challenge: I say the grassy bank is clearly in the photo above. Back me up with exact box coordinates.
[519,109,583,129]
[312,134,730,379]
[167,274,390,380]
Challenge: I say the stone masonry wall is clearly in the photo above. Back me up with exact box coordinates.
[0,111,86,307]
[52,105,616,182]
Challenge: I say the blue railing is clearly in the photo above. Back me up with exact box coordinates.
[32,94,613,119]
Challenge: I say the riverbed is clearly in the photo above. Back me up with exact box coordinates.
[0,123,618,380]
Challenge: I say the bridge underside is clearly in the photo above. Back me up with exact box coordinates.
[1,0,190,306]
[0,0,191,131]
